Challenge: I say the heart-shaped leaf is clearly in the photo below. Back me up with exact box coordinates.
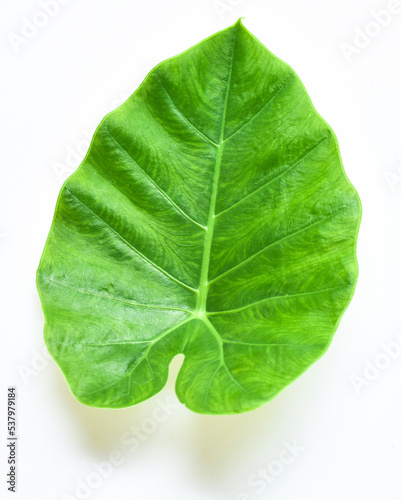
[37,20,361,414]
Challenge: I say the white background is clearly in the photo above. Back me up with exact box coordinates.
[1,0,401,499]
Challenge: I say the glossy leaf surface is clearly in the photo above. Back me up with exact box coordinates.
[37,20,361,414]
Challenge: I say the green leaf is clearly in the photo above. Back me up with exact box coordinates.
[37,20,361,415]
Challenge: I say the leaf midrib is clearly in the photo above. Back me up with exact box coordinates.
[196,26,237,315]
